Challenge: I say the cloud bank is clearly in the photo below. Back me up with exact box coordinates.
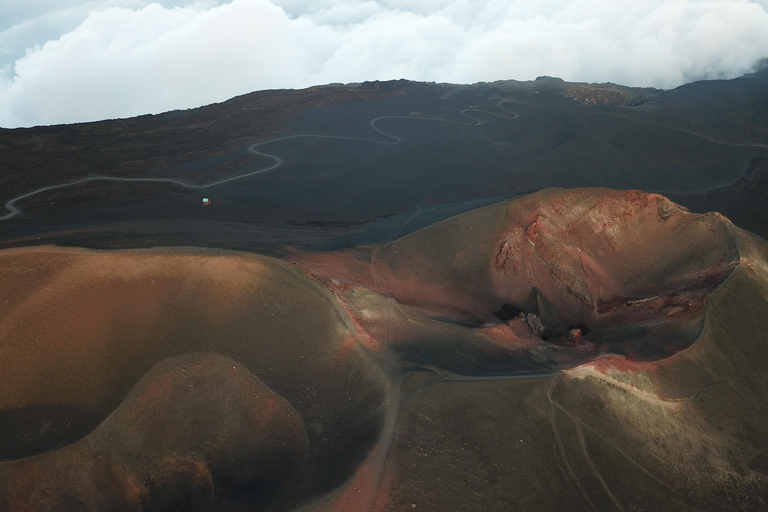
[1,0,767,127]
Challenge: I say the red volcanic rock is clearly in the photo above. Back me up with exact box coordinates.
[490,189,738,333]
[565,327,582,345]
[293,188,739,360]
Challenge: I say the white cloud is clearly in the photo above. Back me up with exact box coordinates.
[1,0,767,127]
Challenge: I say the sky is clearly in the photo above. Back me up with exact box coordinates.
[1,0,767,128]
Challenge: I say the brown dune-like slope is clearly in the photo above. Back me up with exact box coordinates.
[0,247,388,509]
[0,187,761,511]
[0,352,308,512]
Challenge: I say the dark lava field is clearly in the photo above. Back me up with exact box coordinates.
[1,70,768,511]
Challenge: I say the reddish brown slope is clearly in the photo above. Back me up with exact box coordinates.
[294,188,739,360]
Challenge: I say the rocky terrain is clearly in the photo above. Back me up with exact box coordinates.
[1,187,767,511]
[0,71,767,511]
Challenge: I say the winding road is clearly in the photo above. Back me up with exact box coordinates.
[0,104,518,222]
[3,97,767,223]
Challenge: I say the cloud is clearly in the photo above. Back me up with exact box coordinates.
[1,0,768,127]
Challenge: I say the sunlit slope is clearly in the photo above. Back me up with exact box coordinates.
[369,228,768,511]
[549,230,768,510]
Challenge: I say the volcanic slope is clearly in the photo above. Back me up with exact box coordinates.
[0,247,388,510]
[1,188,766,510]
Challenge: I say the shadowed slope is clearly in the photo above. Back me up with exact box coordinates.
[0,352,309,512]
